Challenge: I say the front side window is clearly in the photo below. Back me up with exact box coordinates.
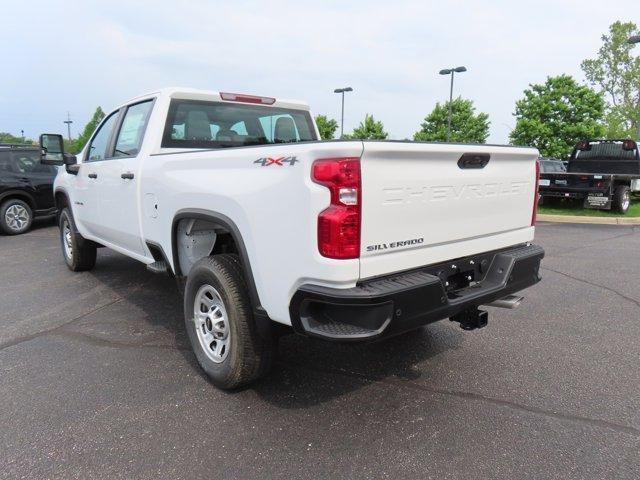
[87,111,119,162]
[162,99,317,149]
[114,100,154,157]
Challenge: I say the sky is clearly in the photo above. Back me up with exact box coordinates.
[0,0,636,143]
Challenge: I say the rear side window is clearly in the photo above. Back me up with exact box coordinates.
[114,100,154,157]
[162,99,317,149]
[10,151,57,174]
[0,152,13,173]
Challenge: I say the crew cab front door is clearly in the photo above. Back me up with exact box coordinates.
[82,100,154,256]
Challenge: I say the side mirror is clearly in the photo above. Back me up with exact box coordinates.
[40,134,65,165]
[40,133,79,174]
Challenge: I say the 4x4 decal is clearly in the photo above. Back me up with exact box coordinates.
[254,156,299,167]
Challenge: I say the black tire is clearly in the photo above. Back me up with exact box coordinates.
[0,198,33,235]
[59,208,97,271]
[183,254,274,389]
[613,185,631,214]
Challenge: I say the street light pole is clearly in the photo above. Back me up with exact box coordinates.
[334,87,353,138]
[63,112,73,141]
[628,35,640,141]
[439,66,467,141]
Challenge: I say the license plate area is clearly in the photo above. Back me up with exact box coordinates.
[422,251,498,298]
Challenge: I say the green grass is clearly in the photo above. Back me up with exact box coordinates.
[538,198,640,217]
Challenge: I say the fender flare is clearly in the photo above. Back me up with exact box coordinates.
[53,188,71,210]
[0,189,37,210]
[171,209,262,312]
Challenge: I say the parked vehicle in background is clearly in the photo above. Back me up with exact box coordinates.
[539,157,566,174]
[0,144,57,234]
[40,87,544,389]
[538,139,640,214]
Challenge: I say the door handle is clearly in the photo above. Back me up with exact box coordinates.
[121,172,134,180]
[88,173,98,179]
[458,153,490,169]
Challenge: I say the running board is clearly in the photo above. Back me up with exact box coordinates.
[146,260,168,274]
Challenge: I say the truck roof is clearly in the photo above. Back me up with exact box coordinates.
[121,87,311,112]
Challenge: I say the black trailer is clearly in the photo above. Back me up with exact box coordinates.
[538,139,640,214]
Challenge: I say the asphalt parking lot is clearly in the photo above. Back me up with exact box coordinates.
[1,221,639,479]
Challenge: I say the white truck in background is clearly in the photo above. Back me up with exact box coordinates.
[40,87,544,389]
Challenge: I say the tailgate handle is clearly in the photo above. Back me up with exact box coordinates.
[458,153,490,169]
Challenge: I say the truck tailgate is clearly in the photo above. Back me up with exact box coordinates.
[359,142,538,279]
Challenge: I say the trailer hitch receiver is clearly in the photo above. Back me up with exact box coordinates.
[450,307,488,331]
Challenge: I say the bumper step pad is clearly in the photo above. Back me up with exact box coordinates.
[289,244,544,342]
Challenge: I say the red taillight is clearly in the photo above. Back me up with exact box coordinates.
[219,92,276,105]
[312,158,361,259]
[532,160,540,226]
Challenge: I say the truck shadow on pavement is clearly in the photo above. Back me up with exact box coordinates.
[253,325,464,409]
[85,251,464,409]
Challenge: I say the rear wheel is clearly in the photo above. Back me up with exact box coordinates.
[184,254,274,389]
[613,185,631,214]
[59,208,97,271]
[0,199,33,235]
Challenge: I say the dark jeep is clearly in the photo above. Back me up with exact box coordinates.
[0,144,57,234]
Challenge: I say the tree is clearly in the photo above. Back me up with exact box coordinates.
[581,21,640,139]
[347,114,388,140]
[414,97,489,143]
[70,107,105,153]
[0,132,32,144]
[509,75,605,159]
[315,115,339,140]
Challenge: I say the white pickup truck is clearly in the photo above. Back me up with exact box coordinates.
[40,87,544,389]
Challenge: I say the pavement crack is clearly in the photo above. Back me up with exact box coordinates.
[0,298,124,352]
[286,363,640,437]
[50,329,189,352]
[542,266,640,309]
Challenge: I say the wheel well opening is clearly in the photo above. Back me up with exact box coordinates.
[1,193,35,210]
[55,192,69,210]
[175,218,239,276]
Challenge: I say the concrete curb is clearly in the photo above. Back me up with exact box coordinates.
[538,213,640,225]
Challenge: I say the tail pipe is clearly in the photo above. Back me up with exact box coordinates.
[485,294,524,309]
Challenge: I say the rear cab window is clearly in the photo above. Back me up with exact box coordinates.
[161,99,317,149]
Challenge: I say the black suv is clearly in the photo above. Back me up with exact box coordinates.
[0,144,57,235]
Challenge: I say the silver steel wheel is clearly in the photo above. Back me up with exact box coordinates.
[5,204,29,232]
[622,191,630,211]
[193,284,230,363]
[62,217,73,260]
